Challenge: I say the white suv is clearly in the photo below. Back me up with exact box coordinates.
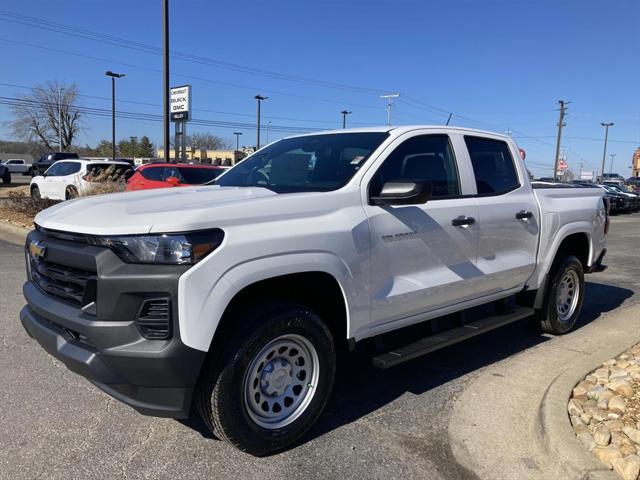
[30,159,133,200]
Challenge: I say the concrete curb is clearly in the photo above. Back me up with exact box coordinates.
[0,220,30,246]
[538,313,640,480]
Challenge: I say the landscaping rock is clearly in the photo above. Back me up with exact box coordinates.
[568,398,584,416]
[595,425,612,446]
[609,380,634,398]
[593,446,623,469]
[623,426,640,446]
[610,396,627,414]
[612,455,640,480]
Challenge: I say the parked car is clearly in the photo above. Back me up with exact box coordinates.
[21,126,608,455]
[0,162,10,184]
[1,158,31,175]
[574,182,622,214]
[626,177,640,193]
[125,163,229,191]
[30,152,80,176]
[30,159,133,200]
[597,172,625,186]
[597,185,632,213]
[604,184,640,211]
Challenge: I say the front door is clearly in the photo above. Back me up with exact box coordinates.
[363,133,481,328]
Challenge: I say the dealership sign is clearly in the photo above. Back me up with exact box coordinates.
[170,85,191,122]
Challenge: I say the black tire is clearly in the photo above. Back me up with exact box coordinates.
[31,186,41,200]
[1,171,10,185]
[65,186,78,200]
[538,255,584,335]
[195,302,336,456]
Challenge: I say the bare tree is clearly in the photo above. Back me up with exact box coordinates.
[10,82,83,151]
[187,132,231,150]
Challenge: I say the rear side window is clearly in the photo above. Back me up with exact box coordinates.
[465,136,519,195]
[55,162,81,176]
[177,167,224,184]
[86,163,133,182]
[371,134,460,198]
[141,166,165,181]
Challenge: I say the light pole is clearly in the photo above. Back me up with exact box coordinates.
[609,153,616,174]
[600,122,614,181]
[341,110,352,129]
[163,0,170,163]
[58,87,64,152]
[130,136,138,163]
[105,70,125,160]
[266,121,272,145]
[254,95,268,149]
[233,132,242,152]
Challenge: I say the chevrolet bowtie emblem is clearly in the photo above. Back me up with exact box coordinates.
[28,240,46,260]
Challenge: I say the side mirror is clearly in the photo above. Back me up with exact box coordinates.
[370,180,432,205]
[166,176,181,186]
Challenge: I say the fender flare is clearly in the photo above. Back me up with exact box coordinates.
[177,251,354,352]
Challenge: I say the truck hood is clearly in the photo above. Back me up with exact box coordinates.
[35,186,284,235]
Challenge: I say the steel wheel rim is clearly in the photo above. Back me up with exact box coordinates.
[243,333,320,430]
[556,269,580,322]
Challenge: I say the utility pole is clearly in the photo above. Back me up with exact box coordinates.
[233,132,242,152]
[380,93,400,126]
[130,136,137,162]
[341,110,352,129]
[254,95,268,149]
[58,87,64,152]
[552,100,569,181]
[163,0,170,163]
[600,122,614,181]
[609,153,616,174]
[266,121,272,145]
[105,71,125,161]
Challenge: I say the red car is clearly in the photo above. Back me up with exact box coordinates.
[126,163,229,191]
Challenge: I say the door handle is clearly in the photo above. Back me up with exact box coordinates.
[515,210,533,220]
[451,216,476,227]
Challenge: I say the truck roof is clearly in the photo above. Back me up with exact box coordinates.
[283,125,510,140]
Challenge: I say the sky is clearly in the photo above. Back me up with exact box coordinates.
[0,0,638,177]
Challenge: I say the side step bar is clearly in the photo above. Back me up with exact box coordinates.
[372,306,535,369]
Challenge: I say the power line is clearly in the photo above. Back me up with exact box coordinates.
[0,10,388,96]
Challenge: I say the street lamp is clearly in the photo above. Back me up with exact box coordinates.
[341,110,352,129]
[233,132,242,153]
[105,70,126,160]
[600,122,614,181]
[58,87,64,152]
[130,136,138,163]
[254,95,268,149]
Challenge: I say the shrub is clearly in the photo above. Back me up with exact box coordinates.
[6,190,60,217]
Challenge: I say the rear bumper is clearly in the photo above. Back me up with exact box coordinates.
[587,248,607,273]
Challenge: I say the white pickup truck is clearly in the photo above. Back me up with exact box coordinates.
[1,158,31,175]
[20,126,607,455]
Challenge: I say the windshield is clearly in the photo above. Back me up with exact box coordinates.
[216,132,389,193]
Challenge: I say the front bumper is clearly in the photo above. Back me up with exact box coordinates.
[20,228,207,418]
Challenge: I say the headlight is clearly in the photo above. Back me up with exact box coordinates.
[88,229,224,265]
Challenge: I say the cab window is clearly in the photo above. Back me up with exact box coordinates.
[465,136,519,195]
[370,134,460,198]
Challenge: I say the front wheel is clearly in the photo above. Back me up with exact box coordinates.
[538,255,585,334]
[195,302,336,456]
[1,171,10,184]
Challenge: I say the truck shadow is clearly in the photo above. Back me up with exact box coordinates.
[179,281,633,447]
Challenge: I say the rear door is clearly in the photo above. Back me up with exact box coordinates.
[463,135,539,295]
[362,131,481,327]
[130,166,167,190]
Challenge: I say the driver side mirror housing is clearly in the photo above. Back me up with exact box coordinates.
[370,180,432,205]
[166,176,181,186]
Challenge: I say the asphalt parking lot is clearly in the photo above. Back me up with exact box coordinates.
[1,214,639,480]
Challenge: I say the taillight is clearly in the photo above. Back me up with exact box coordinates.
[82,174,92,182]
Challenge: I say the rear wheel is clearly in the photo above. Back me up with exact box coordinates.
[30,185,40,200]
[195,302,336,456]
[538,255,584,334]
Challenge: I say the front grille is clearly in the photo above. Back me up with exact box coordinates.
[30,257,96,307]
[136,298,171,339]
